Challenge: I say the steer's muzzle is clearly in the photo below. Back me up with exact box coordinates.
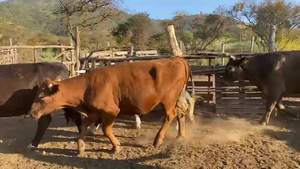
[221,80,230,86]
[29,111,42,120]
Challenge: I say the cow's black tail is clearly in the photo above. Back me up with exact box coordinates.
[63,108,82,132]
[187,62,195,123]
[188,64,195,98]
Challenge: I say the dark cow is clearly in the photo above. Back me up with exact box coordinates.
[29,57,195,155]
[0,62,82,149]
[222,51,300,125]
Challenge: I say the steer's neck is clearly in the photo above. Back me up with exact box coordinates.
[59,76,87,109]
[240,64,252,81]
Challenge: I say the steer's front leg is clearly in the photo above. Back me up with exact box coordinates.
[29,114,52,149]
[77,118,93,155]
[101,113,120,155]
[135,114,142,129]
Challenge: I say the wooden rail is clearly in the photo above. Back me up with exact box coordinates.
[0,45,77,77]
[0,46,75,49]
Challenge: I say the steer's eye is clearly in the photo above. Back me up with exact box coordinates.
[227,66,234,72]
[39,94,45,100]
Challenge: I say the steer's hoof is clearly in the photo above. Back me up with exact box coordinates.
[260,121,268,126]
[77,139,85,156]
[135,124,141,130]
[86,130,95,136]
[27,143,37,150]
[259,118,268,126]
[110,146,121,159]
[153,138,163,148]
[77,149,85,157]
[113,146,121,154]
[176,136,185,142]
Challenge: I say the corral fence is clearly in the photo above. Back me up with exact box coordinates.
[78,52,300,115]
[0,39,18,64]
[82,49,158,59]
[0,45,78,77]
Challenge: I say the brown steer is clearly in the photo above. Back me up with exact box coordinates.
[29,57,195,155]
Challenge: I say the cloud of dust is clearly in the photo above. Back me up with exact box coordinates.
[134,116,266,146]
[185,117,265,144]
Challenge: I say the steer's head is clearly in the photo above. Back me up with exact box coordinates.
[222,55,247,85]
[30,76,64,119]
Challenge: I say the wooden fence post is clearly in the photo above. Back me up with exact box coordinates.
[61,47,66,62]
[33,48,37,63]
[250,36,254,53]
[130,46,134,57]
[221,43,225,65]
[75,26,80,75]
[14,48,18,63]
[9,38,14,64]
[166,24,183,57]
[70,37,75,77]
[179,40,185,54]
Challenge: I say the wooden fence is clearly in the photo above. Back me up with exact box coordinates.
[0,39,18,64]
[215,75,266,114]
[0,45,78,77]
[215,74,300,114]
[0,49,17,64]
[83,49,158,59]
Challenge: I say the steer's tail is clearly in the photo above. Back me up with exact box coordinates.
[186,63,195,123]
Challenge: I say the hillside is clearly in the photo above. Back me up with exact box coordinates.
[0,0,166,47]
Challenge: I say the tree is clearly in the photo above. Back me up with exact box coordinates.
[229,0,300,52]
[172,12,191,51]
[172,9,227,53]
[148,33,170,54]
[190,14,227,52]
[53,0,121,43]
[111,13,153,50]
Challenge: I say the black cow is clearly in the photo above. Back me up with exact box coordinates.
[222,51,300,125]
[0,62,82,149]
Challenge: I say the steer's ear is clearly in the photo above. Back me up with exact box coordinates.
[54,75,63,82]
[44,78,59,94]
[237,56,247,66]
[229,55,236,61]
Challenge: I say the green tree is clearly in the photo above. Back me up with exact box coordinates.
[53,0,121,43]
[112,13,153,50]
[172,10,227,53]
[229,0,300,52]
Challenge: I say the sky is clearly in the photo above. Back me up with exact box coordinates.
[122,0,300,19]
[0,0,300,20]
[122,0,239,19]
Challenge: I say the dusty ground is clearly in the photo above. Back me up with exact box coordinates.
[0,107,300,169]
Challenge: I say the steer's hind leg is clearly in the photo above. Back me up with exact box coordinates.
[261,98,277,125]
[101,113,120,154]
[153,106,176,148]
[77,118,93,155]
[29,114,52,149]
[176,109,186,140]
[261,92,284,125]
[260,79,285,125]
[274,97,285,117]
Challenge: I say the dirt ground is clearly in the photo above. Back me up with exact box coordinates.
[0,106,300,169]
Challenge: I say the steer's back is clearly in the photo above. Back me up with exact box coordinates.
[0,62,68,117]
[246,51,300,92]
